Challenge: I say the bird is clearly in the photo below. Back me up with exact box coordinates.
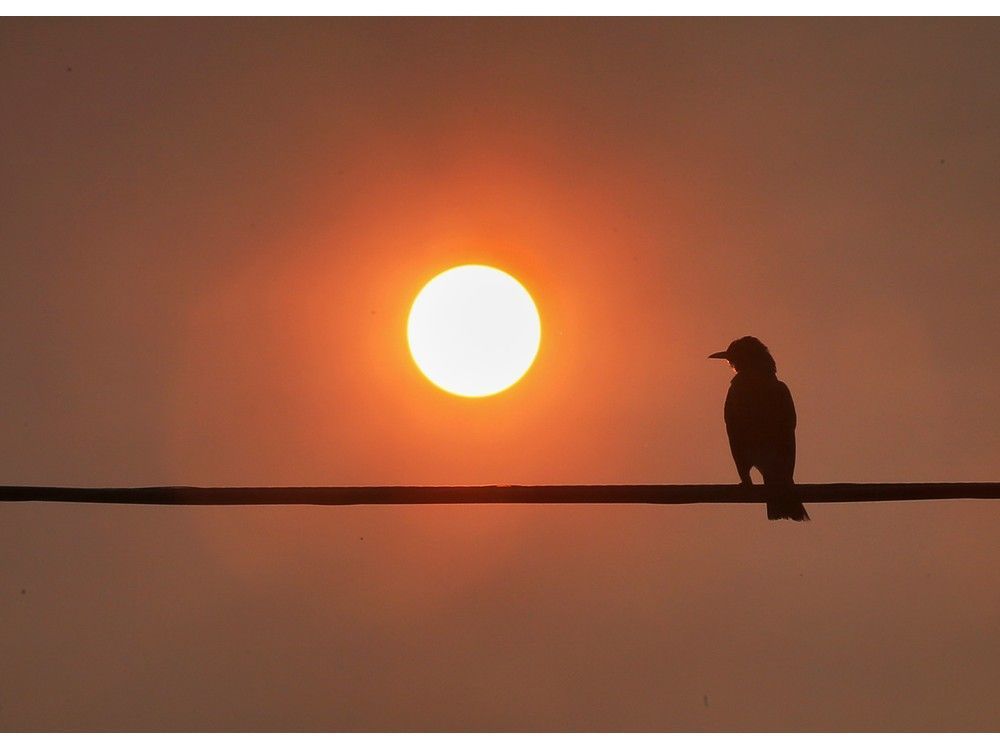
[709,336,809,521]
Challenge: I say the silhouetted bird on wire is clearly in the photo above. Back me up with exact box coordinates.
[709,336,809,521]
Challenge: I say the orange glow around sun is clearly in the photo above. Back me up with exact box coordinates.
[407,265,541,398]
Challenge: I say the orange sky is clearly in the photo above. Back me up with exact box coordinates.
[1,18,998,730]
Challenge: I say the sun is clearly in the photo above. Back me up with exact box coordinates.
[407,265,541,398]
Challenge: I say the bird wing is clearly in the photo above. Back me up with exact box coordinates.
[776,380,796,431]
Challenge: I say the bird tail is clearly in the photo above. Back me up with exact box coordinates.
[765,486,810,521]
[766,500,810,521]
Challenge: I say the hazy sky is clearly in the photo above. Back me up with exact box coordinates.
[1,18,998,730]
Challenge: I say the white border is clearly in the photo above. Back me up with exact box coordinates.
[4,2,1000,17]
[3,734,1000,747]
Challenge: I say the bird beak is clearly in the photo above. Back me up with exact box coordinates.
[708,351,730,359]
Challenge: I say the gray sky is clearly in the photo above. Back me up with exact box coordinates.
[1,18,998,729]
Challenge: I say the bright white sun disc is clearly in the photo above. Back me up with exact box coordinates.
[407,265,541,397]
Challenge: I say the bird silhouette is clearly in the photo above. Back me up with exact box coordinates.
[709,336,809,521]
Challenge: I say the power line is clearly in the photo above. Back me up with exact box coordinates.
[0,482,997,506]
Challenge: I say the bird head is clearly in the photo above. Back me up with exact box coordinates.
[708,336,777,375]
